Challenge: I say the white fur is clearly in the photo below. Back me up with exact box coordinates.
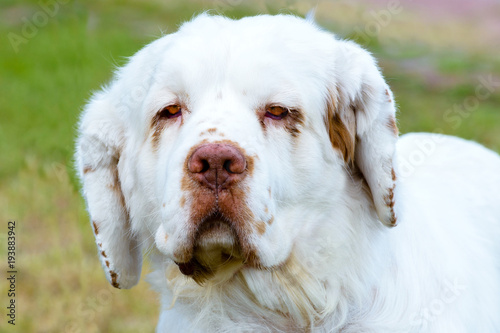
[75,14,500,332]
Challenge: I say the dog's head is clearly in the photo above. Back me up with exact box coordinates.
[76,14,398,289]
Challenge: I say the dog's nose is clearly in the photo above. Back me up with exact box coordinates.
[188,143,247,190]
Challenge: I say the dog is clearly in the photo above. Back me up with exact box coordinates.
[75,14,500,332]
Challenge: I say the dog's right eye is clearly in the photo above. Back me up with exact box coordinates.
[158,104,182,119]
[265,105,289,120]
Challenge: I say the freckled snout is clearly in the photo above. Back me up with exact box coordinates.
[188,143,247,191]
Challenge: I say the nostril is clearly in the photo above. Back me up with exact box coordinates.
[223,160,233,173]
[201,160,210,173]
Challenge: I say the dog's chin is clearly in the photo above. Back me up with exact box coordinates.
[176,216,245,284]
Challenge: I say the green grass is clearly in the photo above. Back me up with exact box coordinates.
[1,0,499,332]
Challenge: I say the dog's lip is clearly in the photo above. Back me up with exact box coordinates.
[175,259,198,276]
[196,213,231,234]
[174,212,243,278]
[194,214,238,249]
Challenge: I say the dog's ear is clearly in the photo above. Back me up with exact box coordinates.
[75,35,173,288]
[76,91,142,289]
[326,40,398,227]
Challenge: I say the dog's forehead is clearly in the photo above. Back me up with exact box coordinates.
[174,14,327,53]
[154,15,334,98]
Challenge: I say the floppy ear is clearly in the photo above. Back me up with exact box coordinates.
[326,40,399,227]
[76,91,142,289]
[75,34,174,288]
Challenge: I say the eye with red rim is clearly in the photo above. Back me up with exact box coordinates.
[265,105,289,120]
[158,104,182,119]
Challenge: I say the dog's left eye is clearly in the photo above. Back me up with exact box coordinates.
[159,104,182,119]
[265,105,289,120]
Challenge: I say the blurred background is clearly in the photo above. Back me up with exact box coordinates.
[0,0,499,332]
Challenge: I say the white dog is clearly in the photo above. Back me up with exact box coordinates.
[75,14,500,332]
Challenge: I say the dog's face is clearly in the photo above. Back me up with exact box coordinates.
[76,14,398,289]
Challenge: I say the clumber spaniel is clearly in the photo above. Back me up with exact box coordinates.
[75,14,500,332]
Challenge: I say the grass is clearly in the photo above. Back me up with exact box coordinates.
[0,0,498,332]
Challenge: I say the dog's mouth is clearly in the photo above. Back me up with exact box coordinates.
[175,213,244,283]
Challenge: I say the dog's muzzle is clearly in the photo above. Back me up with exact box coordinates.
[175,142,249,283]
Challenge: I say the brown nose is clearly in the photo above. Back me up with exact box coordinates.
[188,143,247,190]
